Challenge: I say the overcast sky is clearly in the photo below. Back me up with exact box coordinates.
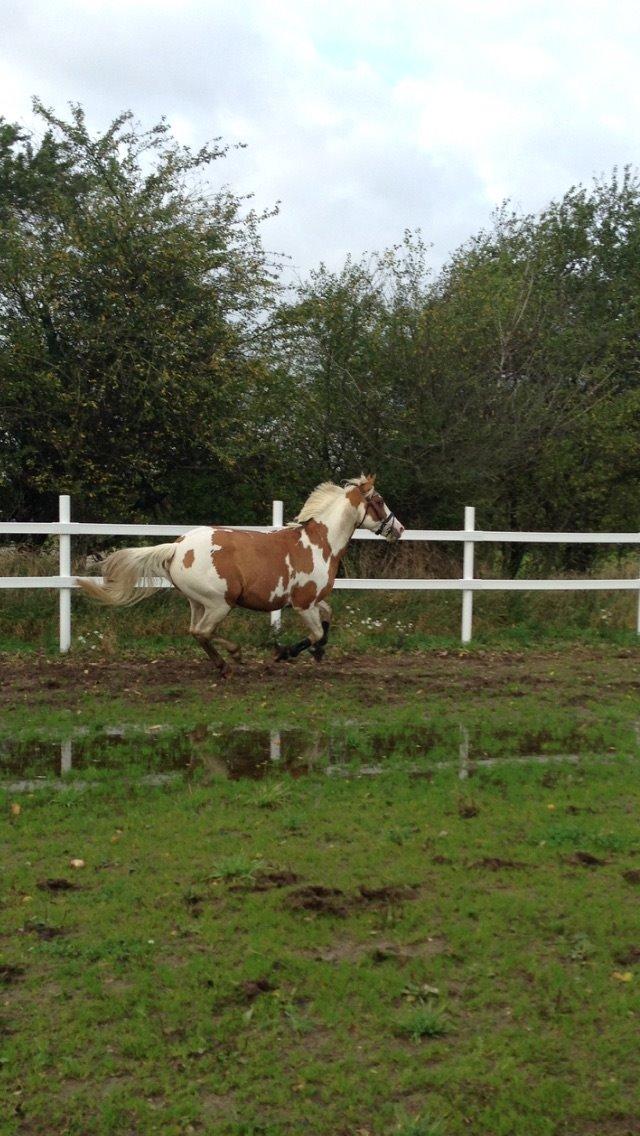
[3,0,640,281]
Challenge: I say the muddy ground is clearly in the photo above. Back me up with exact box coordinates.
[2,645,639,709]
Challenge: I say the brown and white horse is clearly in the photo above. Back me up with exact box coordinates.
[77,474,404,673]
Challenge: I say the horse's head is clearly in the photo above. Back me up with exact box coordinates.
[347,474,405,542]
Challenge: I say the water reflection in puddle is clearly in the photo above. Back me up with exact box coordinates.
[1,718,638,791]
[0,725,314,786]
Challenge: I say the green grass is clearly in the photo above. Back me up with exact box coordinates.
[2,555,640,1133]
[3,743,640,1134]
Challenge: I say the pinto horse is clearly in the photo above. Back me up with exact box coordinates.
[77,474,404,674]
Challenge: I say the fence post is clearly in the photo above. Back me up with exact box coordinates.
[461,505,475,644]
[59,494,72,653]
[270,499,284,635]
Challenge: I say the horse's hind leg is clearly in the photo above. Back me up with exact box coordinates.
[212,634,244,664]
[188,599,233,675]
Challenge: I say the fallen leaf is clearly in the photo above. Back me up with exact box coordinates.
[69,859,85,869]
[612,971,633,982]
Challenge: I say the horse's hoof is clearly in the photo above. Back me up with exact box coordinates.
[274,644,291,662]
[312,647,325,663]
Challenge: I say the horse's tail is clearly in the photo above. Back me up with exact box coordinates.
[76,543,178,607]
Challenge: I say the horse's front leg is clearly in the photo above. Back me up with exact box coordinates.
[310,600,332,662]
[274,605,325,663]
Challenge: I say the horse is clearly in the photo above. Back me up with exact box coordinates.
[77,473,404,674]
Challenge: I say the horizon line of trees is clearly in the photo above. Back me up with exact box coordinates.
[2,100,640,570]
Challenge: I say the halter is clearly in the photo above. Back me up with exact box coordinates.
[375,510,397,539]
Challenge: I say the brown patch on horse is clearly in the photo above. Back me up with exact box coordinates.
[211,530,294,611]
[365,493,386,524]
[206,519,342,614]
[183,548,195,568]
[290,533,314,574]
[305,520,331,560]
[347,476,376,509]
[290,580,318,609]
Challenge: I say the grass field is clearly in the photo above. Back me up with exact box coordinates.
[3,735,640,1135]
[2,569,640,1135]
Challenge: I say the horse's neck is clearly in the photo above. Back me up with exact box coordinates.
[322,498,360,558]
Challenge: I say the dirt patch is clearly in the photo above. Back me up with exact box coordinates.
[469,857,530,870]
[22,919,68,941]
[211,975,277,1011]
[564,851,608,867]
[199,1092,238,1122]
[358,884,421,902]
[579,1117,640,1135]
[36,878,79,892]
[315,936,448,964]
[285,881,423,917]
[234,977,275,1004]
[2,645,639,711]
[613,945,640,967]
[229,869,302,892]
[0,964,25,985]
[285,885,349,916]
[622,869,640,885]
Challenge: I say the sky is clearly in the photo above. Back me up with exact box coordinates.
[2,0,640,282]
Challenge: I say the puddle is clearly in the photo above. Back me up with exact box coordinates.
[1,719,638,790]
[0,725,314,784]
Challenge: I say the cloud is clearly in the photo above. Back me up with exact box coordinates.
[2,0,640,278]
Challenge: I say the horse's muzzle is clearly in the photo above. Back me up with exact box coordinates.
[385,517,405,541]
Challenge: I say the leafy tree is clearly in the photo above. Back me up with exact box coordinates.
[274,172,640,558]
[269,234,434,519]
[0,101,279,523]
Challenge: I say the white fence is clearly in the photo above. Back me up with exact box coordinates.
[1,495,639,652]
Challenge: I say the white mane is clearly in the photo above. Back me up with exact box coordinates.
[292,476,371,525]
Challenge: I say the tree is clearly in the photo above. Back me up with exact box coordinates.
[0,101,279,523]
[273,172,640,553]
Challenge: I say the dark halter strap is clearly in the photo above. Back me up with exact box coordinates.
[375,511,397,538]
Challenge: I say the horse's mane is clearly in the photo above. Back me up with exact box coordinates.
[291,476,368,525]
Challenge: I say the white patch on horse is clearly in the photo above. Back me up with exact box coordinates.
[269,554,293,605]
[289,541,329,598]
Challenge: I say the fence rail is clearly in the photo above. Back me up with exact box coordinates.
[1,496,639,651]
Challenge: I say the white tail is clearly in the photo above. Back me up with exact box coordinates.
[76,543,177,606]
